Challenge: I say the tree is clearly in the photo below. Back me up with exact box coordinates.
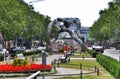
[0,0,51,48]
[89,0,120,43]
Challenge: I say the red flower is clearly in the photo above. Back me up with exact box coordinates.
[0,63,52,73]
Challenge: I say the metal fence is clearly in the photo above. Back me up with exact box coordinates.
[26,58,99,79]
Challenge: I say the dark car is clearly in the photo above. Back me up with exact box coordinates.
[92,44,104,53]
[9,47,25,53]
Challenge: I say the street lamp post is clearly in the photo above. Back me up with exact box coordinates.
[27,0,44,61]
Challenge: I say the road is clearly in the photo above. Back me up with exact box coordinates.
[88,47,120,61]
[103,47,120,61]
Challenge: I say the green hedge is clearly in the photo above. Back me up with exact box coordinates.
[0,55,4,61]
[23,50,41,56]
[96,54,120,79]
[11,50,42,58]
[87,49,99,58]
[0,50,42,61]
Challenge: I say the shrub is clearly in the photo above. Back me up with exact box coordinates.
[0,55,4,61]
[10,50,42,58]
[12,57,30,66]
[87,49,99,58]
[59,49,64,52]
[96,54,120,78]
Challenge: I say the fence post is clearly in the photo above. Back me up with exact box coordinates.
[80,63,82,70]
[119,56,120,62]
[54,59,56,64]
[97,68,99,76]
[68,57,70,62]
[57,60,59,67]
[80,70,82,79]
[42,71,44,79]
[95,65,97,72]
[82,55,84,60]
[53,65,56,72]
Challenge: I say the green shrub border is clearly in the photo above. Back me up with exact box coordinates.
[96,54,120,79]
[0,55,4,61]
[10,50,42,58]
[0,50,42,61]
[87,49,99,58]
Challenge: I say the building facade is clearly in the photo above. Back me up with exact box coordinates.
[80,27,90,42]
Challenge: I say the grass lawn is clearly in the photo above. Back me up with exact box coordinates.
[70,51,92,58]
[54,60,115,79]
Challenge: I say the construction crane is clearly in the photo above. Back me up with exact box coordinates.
[29,0,44,3]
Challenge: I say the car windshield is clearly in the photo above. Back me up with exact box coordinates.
[0,49,3,52]
[93,43,102,46]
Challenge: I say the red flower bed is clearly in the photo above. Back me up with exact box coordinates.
[0,63,52,73]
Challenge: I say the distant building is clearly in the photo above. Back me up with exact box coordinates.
[80,27,90,42]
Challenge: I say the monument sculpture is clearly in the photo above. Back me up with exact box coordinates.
[46,18,86,52]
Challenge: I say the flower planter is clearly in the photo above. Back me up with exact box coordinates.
[0,63,52,73]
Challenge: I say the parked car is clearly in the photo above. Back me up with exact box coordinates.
[37,46,46,50]
[92,44,104,53]
[0,49,9,57]
[9,47,25,53]
[16,53,25,60]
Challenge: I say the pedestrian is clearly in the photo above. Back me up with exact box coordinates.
[63,43,67,54]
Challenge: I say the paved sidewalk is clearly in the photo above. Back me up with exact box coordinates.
[34,54,95,79]
[35,54,62,64]
[103,48,120,61]
[34,54,96,64]
[37,67,90,79]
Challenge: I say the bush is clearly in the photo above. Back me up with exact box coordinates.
[59,49,64,52]
[96,54,120,78]
[87,49,99,58]
[10,50,42,58]
[0,55,4,61]
[12,57,30,66]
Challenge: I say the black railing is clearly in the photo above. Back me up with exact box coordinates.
[26,58,99,79]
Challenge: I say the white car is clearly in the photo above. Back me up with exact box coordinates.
[37,47,46,50]
[0,49,9,56]
[17,54,25,60]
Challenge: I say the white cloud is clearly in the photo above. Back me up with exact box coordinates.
[24,0,112,27]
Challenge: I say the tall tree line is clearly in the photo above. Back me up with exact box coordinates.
[0,0,51,47]
[89,0,120,42]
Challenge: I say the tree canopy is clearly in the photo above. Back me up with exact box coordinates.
[0,0,51,42]
[89,0,120,42]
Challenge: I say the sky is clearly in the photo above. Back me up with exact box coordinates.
[24,0,113,27]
